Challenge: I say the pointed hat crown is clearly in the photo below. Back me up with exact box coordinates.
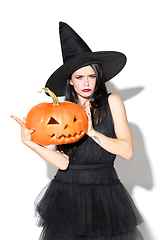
[59,21,92,63]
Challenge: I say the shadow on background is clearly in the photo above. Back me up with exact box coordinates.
[107,82,154,240]
[46,82,154,239]
[115,123,154,240]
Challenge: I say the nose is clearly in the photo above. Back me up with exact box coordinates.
[84,77,90,86]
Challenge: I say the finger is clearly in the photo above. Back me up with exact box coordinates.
[85,101,91,116]
[23,117,26,124]
[29,128,35,134]
[11,115,24,125]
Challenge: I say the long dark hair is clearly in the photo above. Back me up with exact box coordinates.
[59,63,108,156]
[65,63,108,107]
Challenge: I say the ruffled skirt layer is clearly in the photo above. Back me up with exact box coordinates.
[35,164,143,240]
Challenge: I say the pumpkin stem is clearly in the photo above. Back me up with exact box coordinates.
[41,88,59,106]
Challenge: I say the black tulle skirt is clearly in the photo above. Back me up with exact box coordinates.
[35,164,144,240]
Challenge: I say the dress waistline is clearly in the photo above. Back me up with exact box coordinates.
[68,163,114,170]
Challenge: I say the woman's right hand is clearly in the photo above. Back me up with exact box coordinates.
[11,115,35,146]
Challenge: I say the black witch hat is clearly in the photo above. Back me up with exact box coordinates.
[45,22,127,96]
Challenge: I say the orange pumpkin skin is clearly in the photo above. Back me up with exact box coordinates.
[26,101,88,146]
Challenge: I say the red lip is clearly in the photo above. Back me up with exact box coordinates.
[82,89,91,92]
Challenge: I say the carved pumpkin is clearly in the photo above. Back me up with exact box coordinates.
[26,88,88,146]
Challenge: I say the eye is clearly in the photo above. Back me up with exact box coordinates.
[47,117,59,125]
[89,74,96,79]
[74,115,78,122]
[75,76,83,80]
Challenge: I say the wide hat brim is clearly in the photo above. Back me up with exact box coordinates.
[45,51,126,97]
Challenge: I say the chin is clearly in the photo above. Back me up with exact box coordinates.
[82,91,92,97]
[77,91,92,102]
[82,94,92,99]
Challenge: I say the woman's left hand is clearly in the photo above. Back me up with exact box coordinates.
[84,101,95,136]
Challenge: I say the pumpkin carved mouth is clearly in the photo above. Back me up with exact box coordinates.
[50,132,84,138]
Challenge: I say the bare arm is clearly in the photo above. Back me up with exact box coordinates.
[11,115,69,170]
[86,94,133,160]
[26,142,69,170]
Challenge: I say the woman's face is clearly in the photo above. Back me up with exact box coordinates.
[70,65,96,104]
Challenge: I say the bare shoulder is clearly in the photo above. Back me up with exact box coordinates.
[108,93,127,123]
[108,93,124,110]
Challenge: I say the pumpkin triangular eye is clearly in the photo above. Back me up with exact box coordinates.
[64,124,70,129]
[47,117,59,125]
[74,115,78,122]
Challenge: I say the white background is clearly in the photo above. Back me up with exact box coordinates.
[0,0,160,239]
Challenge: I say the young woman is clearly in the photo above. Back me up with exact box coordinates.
[12,22,144,239]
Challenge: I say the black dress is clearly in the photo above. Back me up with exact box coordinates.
[35,94,144,240]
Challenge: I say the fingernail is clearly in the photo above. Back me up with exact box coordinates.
[11,115,13,118]
[32,128,35,131]
[88,113,90,116]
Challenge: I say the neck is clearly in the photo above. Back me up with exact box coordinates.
[77,96,89,108]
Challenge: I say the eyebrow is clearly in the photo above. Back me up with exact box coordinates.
[74,74,96,77]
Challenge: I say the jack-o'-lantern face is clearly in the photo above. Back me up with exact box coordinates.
[26,101,88,146]
[46,114,83,138]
